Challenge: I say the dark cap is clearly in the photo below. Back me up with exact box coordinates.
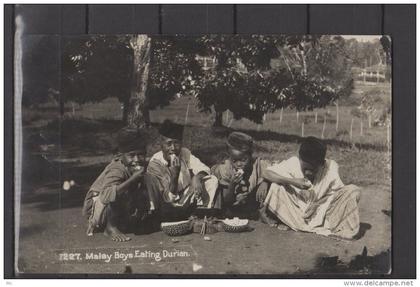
[117,130,147,154]
[299,136,326,166]
[159,119,184,141]
[227,132,254,153]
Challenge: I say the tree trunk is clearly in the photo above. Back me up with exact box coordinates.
[59,99,65,116]
[213,111,223,127]
[127,35,152,129]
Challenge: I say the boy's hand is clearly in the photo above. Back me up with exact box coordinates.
[233,192,249,206]
[231,172,243,185]
[290,178,312,190]
[169,155,181,174]
[190,175,205,200]
[116,166,145,196]
[227,171,244,195]
[170,155,180,167]
[131,168,145,181]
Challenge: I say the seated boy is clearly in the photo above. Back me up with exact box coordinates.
[144,120,218,220]
[82,130,148,242]
[211,132,270,216]
[261,136,361,240]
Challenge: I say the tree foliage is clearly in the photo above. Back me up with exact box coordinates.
[344,36,391,67]
[306,36,354,99]
[62,35,198,121]
[22,36,60,107]
[25,34,389,127]
[61,35,358,125]
[146,36,202,109]
[62,35,133,106]
[193,35,348,124]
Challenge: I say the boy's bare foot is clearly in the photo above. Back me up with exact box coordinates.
[277,223,291,231]
[86,223,94,236]
[327,234,355,242]
[259,206,278,226]
[104,224,131,242]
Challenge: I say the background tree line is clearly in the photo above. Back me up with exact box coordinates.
[22,35,391,128]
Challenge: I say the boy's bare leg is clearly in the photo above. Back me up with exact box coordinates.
[259,206,291,230]
[258,204,278,227]
[103,204,131,242]
[258,204,291,231]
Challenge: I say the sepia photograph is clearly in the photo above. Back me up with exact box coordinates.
[15,32,392,275]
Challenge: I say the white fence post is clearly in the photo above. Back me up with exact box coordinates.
[301,121,305,137]
[184,102,190,125]
[280,108,283,124]
[335,102,339,131]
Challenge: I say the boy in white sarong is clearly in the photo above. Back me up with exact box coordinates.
[260,136,361,240]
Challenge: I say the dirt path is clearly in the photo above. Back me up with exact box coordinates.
[16,185,390,275]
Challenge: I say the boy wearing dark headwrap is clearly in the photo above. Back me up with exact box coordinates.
[144,120,218,220]
[211,132,270,214]
[82,130,148,242]
[262,136,361,240]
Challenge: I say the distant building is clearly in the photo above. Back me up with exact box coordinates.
[353,63,389,83]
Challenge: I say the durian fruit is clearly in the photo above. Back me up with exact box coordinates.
[161,220,192,236]
[221,217,249,233]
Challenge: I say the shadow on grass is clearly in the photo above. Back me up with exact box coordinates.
[354,223,372,240]
[300,247,390,275]
[44,118,125,135]
[21,161,106,212]
[18,224,46,239]
[21,187,87,212]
